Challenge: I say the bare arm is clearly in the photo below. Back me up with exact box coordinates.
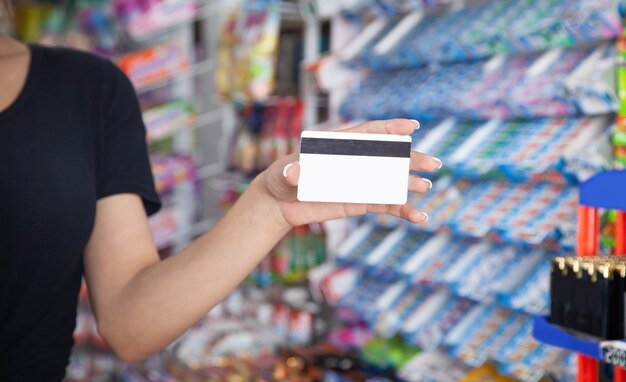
[84,176,288,361]
[84,119,440,361]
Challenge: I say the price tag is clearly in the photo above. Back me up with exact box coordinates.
[601,341,626,367]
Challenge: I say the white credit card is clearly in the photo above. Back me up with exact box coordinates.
[297,130,412,205]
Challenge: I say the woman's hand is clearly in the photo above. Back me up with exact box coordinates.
[255,119,442,228]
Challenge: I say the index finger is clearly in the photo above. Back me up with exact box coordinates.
[344,119,420,136]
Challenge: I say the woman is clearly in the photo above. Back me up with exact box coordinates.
[0,2,440,380]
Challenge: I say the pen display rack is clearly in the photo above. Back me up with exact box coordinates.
[533,171,626,382]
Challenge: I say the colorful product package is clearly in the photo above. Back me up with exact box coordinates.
[447,305,511,367]
[450,244,520,303]
[457,310,526,368]
[335,224,393,268]
[444,117,611,184]
[403,291,475,352]
[114,0,199,40]
[143,99,196,142]
[360,335,420,373]
[363,227,432,281]
[441,180,578,247]
[344,0,620,69]
[502,186,578,246]
[446,181,520,237]
[215,0,281,103]
[151,154,198,194]
[337,276,396,325]
[373,283,430,338]
[502,256,553,315]
[373,175,462,232]
[397,350,471,382]
[271,224,327,284]
[117,41,191,89]
[403,233,474,284]
[459,362,519,382]
[491,249,546,305]
[490,317,567,381]
[340,46,612,122]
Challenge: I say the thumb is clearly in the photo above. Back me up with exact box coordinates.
[282,161,300,187]
[261,153,300,202]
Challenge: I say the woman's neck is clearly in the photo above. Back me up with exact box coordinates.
[0,36,27,58]
[0,36,30,113]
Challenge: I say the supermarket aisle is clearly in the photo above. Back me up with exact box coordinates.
[3,0,626,381]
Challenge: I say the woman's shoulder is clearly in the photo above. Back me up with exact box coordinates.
[32,44,117,79]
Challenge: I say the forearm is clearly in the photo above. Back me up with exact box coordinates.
[101,177,290,361]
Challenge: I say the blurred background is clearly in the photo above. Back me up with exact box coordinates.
[4,0,626,381]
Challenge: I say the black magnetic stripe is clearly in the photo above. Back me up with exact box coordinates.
[300,137,411,158]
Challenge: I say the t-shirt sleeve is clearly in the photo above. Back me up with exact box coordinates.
[96,60,161,216]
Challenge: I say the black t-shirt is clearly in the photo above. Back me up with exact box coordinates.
[0,44,161,381]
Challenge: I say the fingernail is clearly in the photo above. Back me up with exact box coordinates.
[423,178,433,189]
[433,157,443,170]
[282,163,294,178]
[421,212,429,222]
[409,119,420,129]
